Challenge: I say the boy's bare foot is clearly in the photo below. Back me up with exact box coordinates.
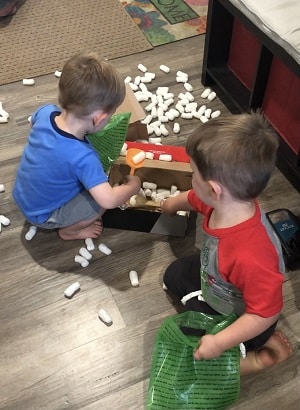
[58,220,103,240]
[240,330,292,375]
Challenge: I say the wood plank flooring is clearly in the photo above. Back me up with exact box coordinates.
[1,34,300,410]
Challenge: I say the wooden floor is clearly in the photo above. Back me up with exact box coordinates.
[1,34,300,410]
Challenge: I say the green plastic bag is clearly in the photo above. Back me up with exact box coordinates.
[147,311,240,410]
[87,112,131,173]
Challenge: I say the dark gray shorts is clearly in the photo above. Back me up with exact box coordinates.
[163,254,278,351]
[33,191,102,229]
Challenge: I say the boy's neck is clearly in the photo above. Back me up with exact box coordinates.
[209,199,256,229]
[55,110,88,140]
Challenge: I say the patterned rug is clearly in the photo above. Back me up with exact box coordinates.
[120,0,208,46]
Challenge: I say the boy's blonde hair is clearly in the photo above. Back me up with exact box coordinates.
[186,111,279,200]
[58,52,125,117]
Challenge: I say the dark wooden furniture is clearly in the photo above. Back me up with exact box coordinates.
[202,0,300,191]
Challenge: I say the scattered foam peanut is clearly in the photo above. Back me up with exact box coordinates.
[140,77,152,86]
[64,282,80,298]
[143,182,157,190]
[205,108,212,118]
[138,63,147,73]
[0,184,5,192]
[175,103,184,114]
[25,225,37,240]
[120,142,128,156]
[177,211,188,216]
[135,91,149,102]
[79,247,92,260]
[54,71,62,78]
[201,88,211,98]
[198,105,206,116]
[22,78,35,86]
[157,189,171,198]
[98,243,112,255]
[156,86,169,96]
[98,308,113,325]
[74,255,89,268]
[85,238,95,251]
[129,82,138,91]
[140,76,152,84]
[181,112,193,119]
[141,114,152,125]
[185,92,194,102]
[129,195,137,206]
[184,83,193,92]
[176,76,188,83]
[0,116,8,124]
[0,102,9,119]
[139,188,146,197]
[132,150,146,164]
[148,137,161,144]
[185,102,197,113]
[147,124,154,135]
[144,188,152,197]
[134,76,141,85]
[177,70,188,77]
[159,124,168,136]
[207,91,217,101]
[0,215,10,226]
[170,185,178,194]
[211,110,221,118]
[139,82,148,93]
[129,270,139,287]
[144,72,156,80]
[159,154,172,162]
[0,215,10,232]
[192,111,202,120]
[159,64,170,73]
[171,190,181,197]
[165,111,175,121]
[145,152,154,160]
[240,343,247,359]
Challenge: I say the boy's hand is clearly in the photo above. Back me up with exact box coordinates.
[160,197,177,214]
[193,334,224,360]
[161,191,192,215]
[123,175,141,192]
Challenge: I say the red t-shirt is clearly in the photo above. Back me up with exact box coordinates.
[188,190,284,318]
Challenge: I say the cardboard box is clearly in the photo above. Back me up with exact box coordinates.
[115,83,148,141]
[102,156,193,237]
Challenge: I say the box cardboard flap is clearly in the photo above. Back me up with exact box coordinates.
[116,83,145,123]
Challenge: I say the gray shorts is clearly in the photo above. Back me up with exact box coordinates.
[33,191,102,229]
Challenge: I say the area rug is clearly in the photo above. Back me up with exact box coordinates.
[0,0,152,86]
[120,0,208,46]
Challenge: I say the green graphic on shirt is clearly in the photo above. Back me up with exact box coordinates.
[200,269,221,307]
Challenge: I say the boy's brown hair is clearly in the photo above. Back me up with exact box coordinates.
[58,52,125,117]
[186,111,279,200]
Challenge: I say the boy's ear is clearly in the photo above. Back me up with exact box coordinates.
[208,180,223,200]
[93,111,108,128]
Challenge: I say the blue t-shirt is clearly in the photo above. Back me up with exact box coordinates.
[13,104,107,223]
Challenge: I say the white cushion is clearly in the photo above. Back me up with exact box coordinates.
[229,0,300,65]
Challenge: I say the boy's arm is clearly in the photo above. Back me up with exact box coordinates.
[193,312,280,360]
[89,175,141,209]
[161,191,194,214]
